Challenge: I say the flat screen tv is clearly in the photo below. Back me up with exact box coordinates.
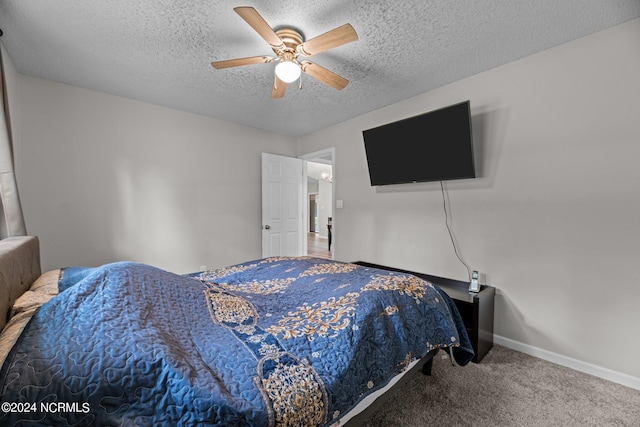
[362,100,475,186]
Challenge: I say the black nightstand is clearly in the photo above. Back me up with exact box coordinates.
[353,261,495,363]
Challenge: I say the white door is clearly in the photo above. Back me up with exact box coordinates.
[261,153,304,257]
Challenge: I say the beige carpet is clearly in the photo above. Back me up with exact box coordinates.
[362,345,640,427]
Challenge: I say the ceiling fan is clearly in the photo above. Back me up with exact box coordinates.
[211,7,358,98]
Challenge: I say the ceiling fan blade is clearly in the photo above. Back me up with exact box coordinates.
[271,75,287,98]
[211,55,275,69]
[300,61,349,90]
[234,7,285,50]
[297,24,358,57]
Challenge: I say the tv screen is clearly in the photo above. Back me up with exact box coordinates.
[362,100,475,186]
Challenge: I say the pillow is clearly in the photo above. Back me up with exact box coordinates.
[1,269,61,367]
[9,269,61,318]
[10,290,55,318]
[29,268,62,295]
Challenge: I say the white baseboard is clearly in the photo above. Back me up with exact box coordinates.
[494,335,640,391]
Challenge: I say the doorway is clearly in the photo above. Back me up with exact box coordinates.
[300,149,334,259]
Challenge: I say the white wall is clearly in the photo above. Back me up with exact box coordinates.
[8,70,296,273]
[297,18,640,381]
[317,177,333,239]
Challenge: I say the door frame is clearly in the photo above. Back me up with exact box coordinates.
[299,148,335,259]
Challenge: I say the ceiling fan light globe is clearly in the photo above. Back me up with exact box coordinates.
[275,61,301,83]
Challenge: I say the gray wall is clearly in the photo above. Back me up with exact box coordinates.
[297,18,640,381]
[8,67,296,273]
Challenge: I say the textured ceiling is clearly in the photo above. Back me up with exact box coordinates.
[2,1,640,137]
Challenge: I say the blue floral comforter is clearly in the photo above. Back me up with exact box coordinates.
[0,257,473,426]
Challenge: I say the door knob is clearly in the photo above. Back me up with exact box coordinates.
[264,225,271,229]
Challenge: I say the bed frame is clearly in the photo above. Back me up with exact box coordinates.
[341,350,437,426]
[0,236,438,426]
[0,236,41,332]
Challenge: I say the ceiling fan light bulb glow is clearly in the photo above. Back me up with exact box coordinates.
[275,61,301,83]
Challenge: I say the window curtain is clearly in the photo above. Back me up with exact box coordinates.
[0,46,26,238]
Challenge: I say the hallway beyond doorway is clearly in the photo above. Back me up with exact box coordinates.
[307,232,331,259]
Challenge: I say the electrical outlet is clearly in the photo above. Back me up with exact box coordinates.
[199,265,207,272]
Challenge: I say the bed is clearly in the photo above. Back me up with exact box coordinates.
[0,236,473,426]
